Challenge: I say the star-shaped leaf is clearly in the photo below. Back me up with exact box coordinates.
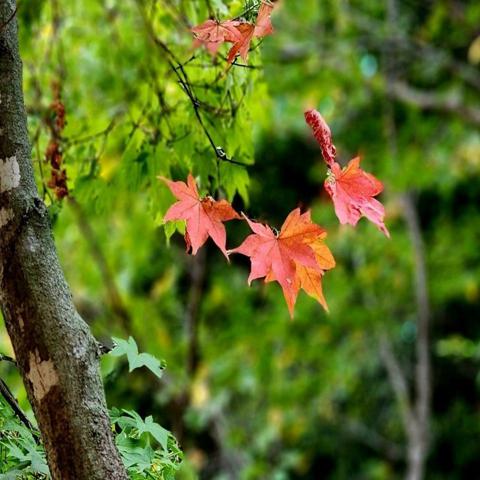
[160,174,240,257]
[230,208,335,317]
[191,19,242,55]
[325,158,390,238]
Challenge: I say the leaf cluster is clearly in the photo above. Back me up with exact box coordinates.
[0,341,181,480]
[0,399,47,480]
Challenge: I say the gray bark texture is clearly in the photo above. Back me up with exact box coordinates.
[0,2,128,478]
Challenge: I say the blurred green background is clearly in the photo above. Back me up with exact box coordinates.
[1,0,480,478]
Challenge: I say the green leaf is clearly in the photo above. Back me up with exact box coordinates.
[143,416,169,451]
[0,470,25,480]
[110,337,165,379]
[26,446,49,475]
[219,162,250,204]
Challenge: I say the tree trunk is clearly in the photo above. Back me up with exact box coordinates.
[0,2,128,479]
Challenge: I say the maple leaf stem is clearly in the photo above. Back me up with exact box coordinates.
[231,59,262,69]
[223,157,249,167]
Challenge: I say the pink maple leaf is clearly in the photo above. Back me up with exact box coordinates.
[227,1,276,63]
[160,174,240,257]
[191,19,242,55]
[305,109,390,237]
[325,157,390,238]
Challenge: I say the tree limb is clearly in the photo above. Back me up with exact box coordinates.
[0,376,39,440]
[343,418,404,461]
[135,0,249,168]
[390,81,480,127]
[402,193,432,480]
[379,333,416,436]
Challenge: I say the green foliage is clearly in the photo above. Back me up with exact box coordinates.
[0,399,47,479]
[0,344,181,479]
[112,409,182,480]
[21,0,268,222]
[0,401,181,480]
[111,337,166,379]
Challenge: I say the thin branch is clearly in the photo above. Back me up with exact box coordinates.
[402,193,431,442]
[343,418,404,461]
[135,0,249,168]
[0,377,40,442]
[63,118,118,147]
[390,81,480,127]
[231,60,262,70]
[233,1,262,21]
[162,0,191,28]
[382,4,432,477]
[379,333,416,436]
[0,353,17,365]
[185,249,207,378]
[351,6,480,91]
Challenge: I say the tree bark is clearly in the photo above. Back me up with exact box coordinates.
[0,2,128,479]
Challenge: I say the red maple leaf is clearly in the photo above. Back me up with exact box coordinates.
[160,174,240,257]
[191,19,242,55]
[325,157,390,238]
[254,0,275,37]
[227,1,276,63]
[227,23,256,63]
[230,208,335,317]
[305,109,390,237]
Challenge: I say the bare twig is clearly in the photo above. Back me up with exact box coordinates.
[343,418,404,461]
[0,353,17,365]
[390,82,480,127]
[382,3,432,479]
[379,334,415,435]
[350,6,480,91]
[0,378,40,442]
[63,118,118,147]
[401,192,431,480]
[233,1,262,21]
[185,249,207,378]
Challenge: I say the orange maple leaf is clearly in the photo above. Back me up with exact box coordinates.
[230,208,335,317]
[191,19,242,55]
[227,1,276,63]
[160,174,240,257]
[227,23,256,63]
[254,0,275,37]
